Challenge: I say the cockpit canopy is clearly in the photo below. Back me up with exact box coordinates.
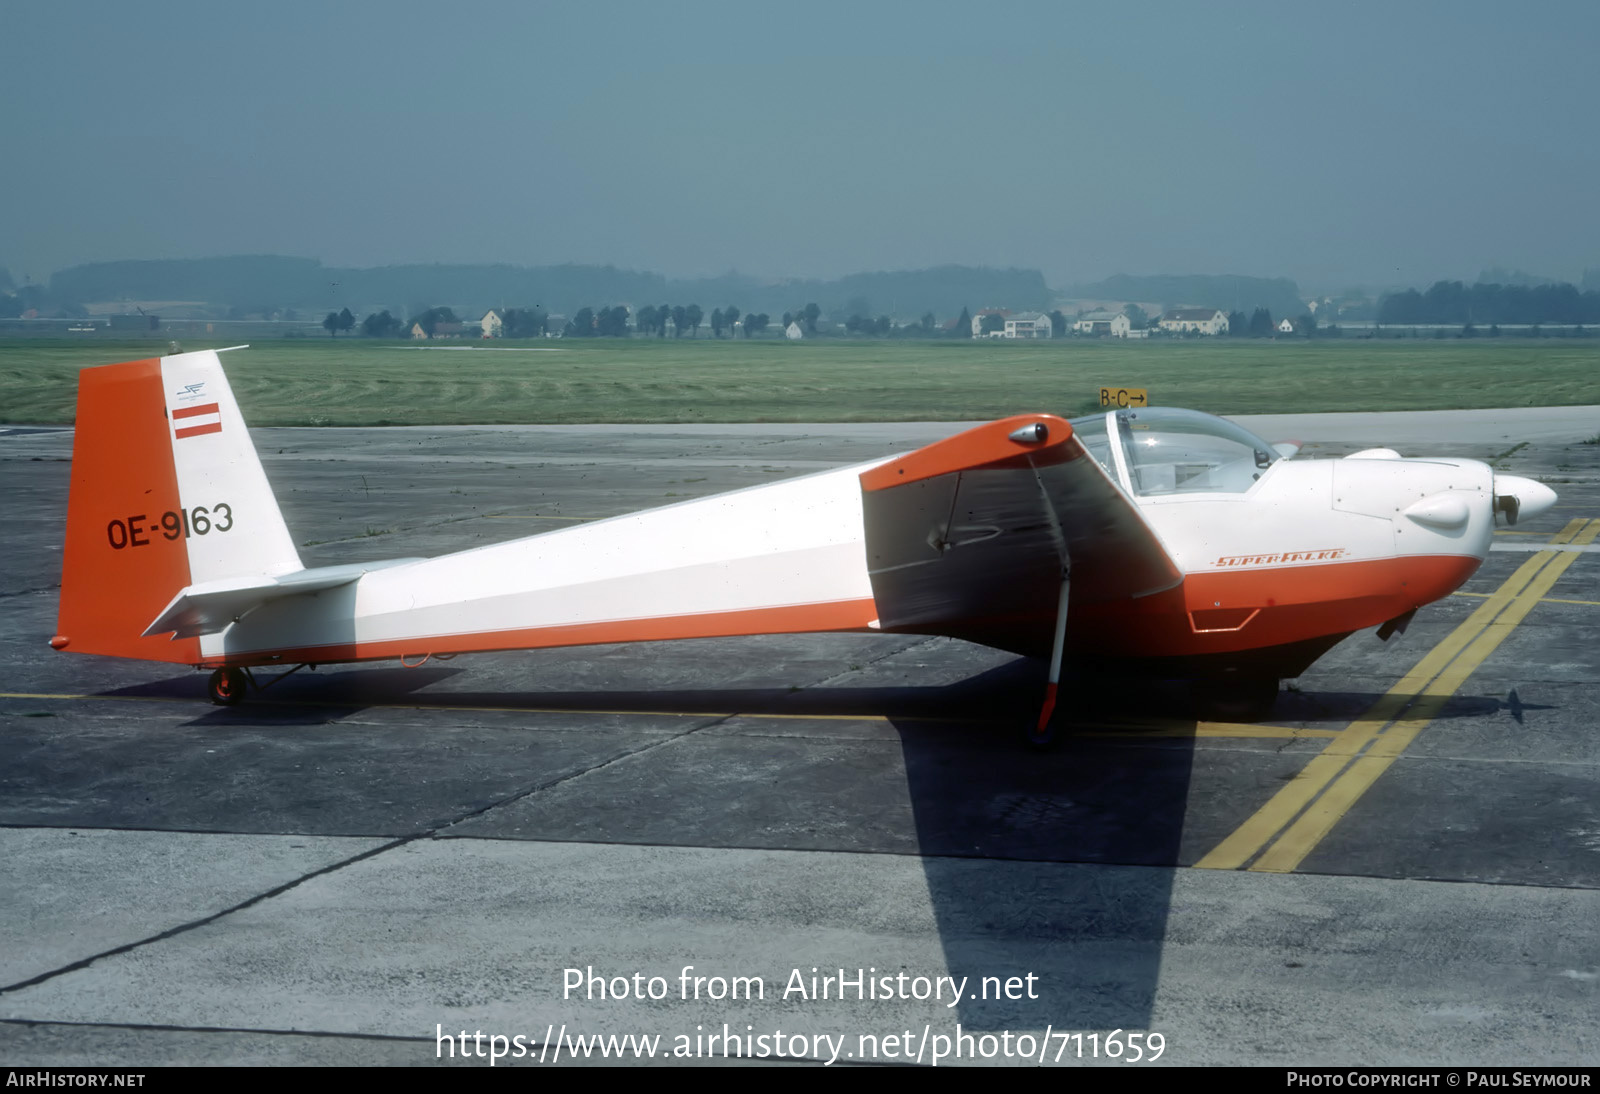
[1069,408,1280,497]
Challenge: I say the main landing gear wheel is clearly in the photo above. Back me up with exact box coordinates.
[1026,709,1060,750]
[1026,568,1073,750]
[208,666,248,706]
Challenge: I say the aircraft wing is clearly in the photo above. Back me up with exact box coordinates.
[859,414,1182,655]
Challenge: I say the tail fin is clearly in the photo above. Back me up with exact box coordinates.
[55,350,300,663]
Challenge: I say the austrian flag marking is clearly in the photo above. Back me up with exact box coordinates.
[172,402,222,440]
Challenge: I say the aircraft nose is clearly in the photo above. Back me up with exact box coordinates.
[1493,474,1557,525]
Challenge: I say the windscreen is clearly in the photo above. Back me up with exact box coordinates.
[1067,412,1117,476]
[1114,408,1278,496]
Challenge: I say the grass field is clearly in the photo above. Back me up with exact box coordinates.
[1,336,1595,425]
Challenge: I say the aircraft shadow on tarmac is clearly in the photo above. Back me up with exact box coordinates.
[94,659,1552,1032]
[101,660,1193,1029]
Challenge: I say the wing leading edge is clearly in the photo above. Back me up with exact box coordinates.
[859,414,1182,656]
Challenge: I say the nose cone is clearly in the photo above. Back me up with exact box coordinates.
[1494,474,1557,525]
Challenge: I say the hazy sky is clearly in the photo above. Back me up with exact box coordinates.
[5,0,1597,293]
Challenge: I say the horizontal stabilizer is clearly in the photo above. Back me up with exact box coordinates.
[144,559,422,639]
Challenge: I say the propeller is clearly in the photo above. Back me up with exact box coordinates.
[1492,474,1557,525]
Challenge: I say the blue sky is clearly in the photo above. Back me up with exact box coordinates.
[5,0,1597,292]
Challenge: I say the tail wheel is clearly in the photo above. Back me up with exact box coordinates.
[208,667,248,706]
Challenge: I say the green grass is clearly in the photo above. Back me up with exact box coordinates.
[1,336,1596,425]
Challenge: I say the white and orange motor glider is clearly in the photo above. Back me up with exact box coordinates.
[54,350,1556,736]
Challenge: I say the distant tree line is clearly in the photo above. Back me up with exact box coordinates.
[637,304,703,337]
[42,257,1052,321]
[499,307,548,338]
[1379,281,1600,325]
[782,304,822,334]
[1234,309,1280,337]
[0,269,51,319]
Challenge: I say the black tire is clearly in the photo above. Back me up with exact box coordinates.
[1191,675,1279,723]
[1025,715,1058,749]
[1025,686,1067,750]
[208,666,248,706]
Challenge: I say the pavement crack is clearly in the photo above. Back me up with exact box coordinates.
[0,585,58,601]
[0,1016,431,1044]
[0,716,737,996]
[801,636,946,691]
[0,836,411,998]
[428,713,734,837]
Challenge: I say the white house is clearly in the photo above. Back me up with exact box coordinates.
[481,309,504,338]
[1158,308,1229,335]
[1278,318,1296,334]
[1003,312,1052,339]
[1073,311,1131,337]
[1073,310,1117,334]
[785,321,803,340]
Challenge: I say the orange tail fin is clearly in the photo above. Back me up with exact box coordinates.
[54,358,201,664]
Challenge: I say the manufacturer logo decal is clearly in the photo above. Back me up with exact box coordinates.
[1215,548,1348,567]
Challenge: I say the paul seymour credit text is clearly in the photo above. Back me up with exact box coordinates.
[435,966,1167,1065]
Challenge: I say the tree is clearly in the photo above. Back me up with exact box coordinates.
[744,313,770,337]
[672,305,688,338]
[1226,311,1247,336]
[1047,309,1066,337]
[595,305,629,337]
[1123,303,1148,330]
[684,304,703,338]
[503,307,547,338]
[711,308,724,338]
[570,306,595,336]
[724,306,741,337]
[636,305,658,337]
[979,313,1005,336]
[338,307,355,335]
[956,306,971,337]
[1248,308,1274,338]
[802,303,820,334]
[361,309,402,338]
[323,311,340,338]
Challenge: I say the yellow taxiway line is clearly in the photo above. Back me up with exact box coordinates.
[1072,721,1338,740]
[1452,591,1600,607]
[1196,517,1597,873]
